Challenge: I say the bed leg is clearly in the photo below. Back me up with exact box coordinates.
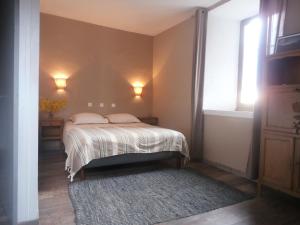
[176,156,182,169]
[80,168,86,180]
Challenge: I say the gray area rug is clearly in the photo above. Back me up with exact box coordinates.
[69,168,252,225]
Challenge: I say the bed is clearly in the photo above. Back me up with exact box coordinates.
[63,116,189,181]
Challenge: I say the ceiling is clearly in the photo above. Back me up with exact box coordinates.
[40,0,220,36]
[209,0,260,20]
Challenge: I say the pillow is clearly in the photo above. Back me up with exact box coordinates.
[71,113,108,125]
[105,113,140,124]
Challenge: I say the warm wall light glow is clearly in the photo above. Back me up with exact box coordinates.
[54,78,67,89]
[53,73,68,91]
[133,82,144,97]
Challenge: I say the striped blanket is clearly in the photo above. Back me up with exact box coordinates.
[63,122,189,181]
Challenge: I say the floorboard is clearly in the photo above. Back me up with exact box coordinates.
[39,149,300,225]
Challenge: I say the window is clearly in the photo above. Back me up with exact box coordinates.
[268,13,280,55]
[237,17,262,110]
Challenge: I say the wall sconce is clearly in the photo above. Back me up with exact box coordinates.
[54,77,67,91]
[133,83,143,97]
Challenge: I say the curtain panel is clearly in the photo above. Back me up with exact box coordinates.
[191,8,208,161]
[246,0,287,179]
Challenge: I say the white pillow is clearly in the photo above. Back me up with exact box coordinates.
[105,113,140,124]
[71,113,108,124]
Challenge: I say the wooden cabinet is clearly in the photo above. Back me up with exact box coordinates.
[39,119,64,143]
[261,133,294,190]
[259,51,300,198]
[294,140,300,193]
[264,86,299,133]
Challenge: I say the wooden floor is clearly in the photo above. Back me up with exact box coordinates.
[39,150,300,225]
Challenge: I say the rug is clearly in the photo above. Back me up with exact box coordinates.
[69,168,252,225]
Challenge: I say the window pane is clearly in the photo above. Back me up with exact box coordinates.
[240,18,262,105]
[269,13,279,55]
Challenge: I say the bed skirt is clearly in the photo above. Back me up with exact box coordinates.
[84,151,182,169]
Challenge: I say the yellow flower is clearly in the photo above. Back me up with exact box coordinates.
[39,98,67,113]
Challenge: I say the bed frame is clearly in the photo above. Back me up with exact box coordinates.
[79,152,183,180]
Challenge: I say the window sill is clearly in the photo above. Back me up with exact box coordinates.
[203,110,254,119]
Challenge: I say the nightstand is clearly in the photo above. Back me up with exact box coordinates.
[138,117,159,126]
[39,119,64,144]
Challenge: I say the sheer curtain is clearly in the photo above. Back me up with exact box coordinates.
[190,8,208,161]
[246,0,286,179]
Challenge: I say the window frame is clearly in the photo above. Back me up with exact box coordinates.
[236,16,259,112]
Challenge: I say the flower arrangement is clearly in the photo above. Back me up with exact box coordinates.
[40,98,67,118]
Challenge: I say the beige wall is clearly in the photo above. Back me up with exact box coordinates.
[40,13,153,119]
[152,17,195,144]
[203,113,253,174]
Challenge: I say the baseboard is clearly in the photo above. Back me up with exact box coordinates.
[18,219,39,225]
[203,159,247,178]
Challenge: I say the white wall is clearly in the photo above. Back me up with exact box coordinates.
[203,15,240,111]
[202,12,248,174]
[13,0,40,224]
[202,0,259,175]
[0,1,39,224]
[203,113,253,174]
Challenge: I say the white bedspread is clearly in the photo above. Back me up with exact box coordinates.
[63,122,189,180]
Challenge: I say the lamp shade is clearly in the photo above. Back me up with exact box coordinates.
[54,78,67,90]
[133,82,143,97]
[134,86,143,96]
